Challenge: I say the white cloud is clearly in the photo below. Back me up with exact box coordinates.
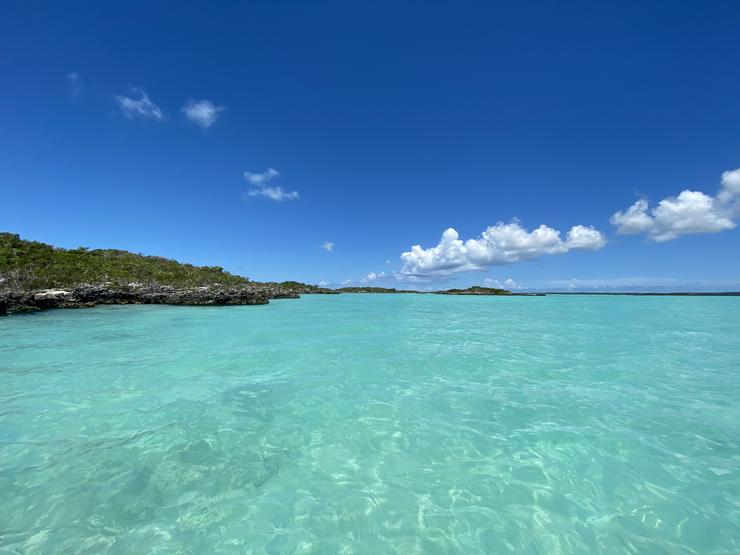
[341,278,353,285]
[399,221,606,278]
[610,167,740,242]
[247,186,299,202]
[114,87,164,120]
[504,278,519,289]
[244,168,279,185]
[651,191,734,240]
[361,271,386,283]
[244,168,299,201]
[564,225,608,250]
[528,276,740,292]
[484,277,521,290]
[718,168,740,207]
[609,199,654,234]
[395,273,425,283]
[562,277,683,290]
[322,241,334,252]
[66,72,82,97]
[318,281,329,287]
[181,99,225,128]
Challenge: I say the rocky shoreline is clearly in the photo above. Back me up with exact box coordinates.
[0,283,318,316]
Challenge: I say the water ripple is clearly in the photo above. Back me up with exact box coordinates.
[0,296,739,552]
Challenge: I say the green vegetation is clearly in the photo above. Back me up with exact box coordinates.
[0,233,251,289]
[436,286,511,295]
[337,286,420,293]
[337,285,515,295]
[263,281,334,293]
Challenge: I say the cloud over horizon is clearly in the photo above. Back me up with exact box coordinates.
[484,277,520,290]
[181,99,225,128]
[361,271,386,283]
[610,168,740,242]
[114,87,164,120]
[399,222,606,278]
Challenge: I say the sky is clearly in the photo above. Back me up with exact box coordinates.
[1,1,739,291]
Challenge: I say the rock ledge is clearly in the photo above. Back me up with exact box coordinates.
[0,283,301,315]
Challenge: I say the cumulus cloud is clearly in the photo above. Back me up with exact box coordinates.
[484,277,521,290]
[395,274,425,283]
[399,221,606,278]
[244,168,299,201]
[66,72,82,97]
[565,225,609,250]
[609,199,654,234]
[114,87,164,120]
[718,168,740,204]
[610,168,740,242]
[322,241,334,252]
[361,271,386,283]
[181,99,225,128]
[504,278,519,289]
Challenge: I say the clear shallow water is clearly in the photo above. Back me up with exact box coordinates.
[1,294,739,554]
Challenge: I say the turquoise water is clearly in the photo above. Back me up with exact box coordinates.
[1,294,739,554]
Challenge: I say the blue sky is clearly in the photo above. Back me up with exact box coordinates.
[1,1,739,291]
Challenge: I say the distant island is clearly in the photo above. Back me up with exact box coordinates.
[440,286,546,296]
[337,285,544,296]
[336,286,423,294]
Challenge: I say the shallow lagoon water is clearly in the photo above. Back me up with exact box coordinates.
[1,294,739,553]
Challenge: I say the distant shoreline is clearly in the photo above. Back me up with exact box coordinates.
[3,232,739,317]
[4,288,740,317]
[334,288,740,297]
[539,291,740,296]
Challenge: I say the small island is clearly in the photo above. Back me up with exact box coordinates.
[336,286,422,294]
[335,285,547,296]
[435,285,510,295]
[434,286,544,296]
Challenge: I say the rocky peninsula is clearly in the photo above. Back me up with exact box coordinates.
[0,233,335,315]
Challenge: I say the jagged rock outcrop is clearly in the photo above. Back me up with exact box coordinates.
[0,283,300,315]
